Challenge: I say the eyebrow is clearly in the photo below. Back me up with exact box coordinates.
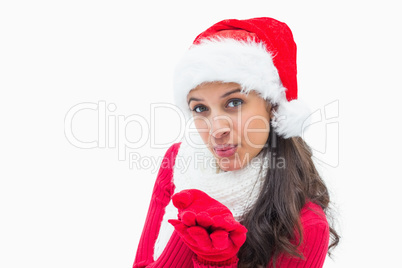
[187,88,242,106]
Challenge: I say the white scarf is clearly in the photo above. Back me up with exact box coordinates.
[153,134,269,259]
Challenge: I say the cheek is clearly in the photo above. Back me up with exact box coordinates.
[240,114,270,149]
[194,118,210,142]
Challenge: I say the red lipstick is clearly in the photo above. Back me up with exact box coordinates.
[213,144,238,157]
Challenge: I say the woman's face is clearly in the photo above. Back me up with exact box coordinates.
[187,82,272,171]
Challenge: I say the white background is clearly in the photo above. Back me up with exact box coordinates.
[1,1,401,267]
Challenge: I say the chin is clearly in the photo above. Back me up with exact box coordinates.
[219,164,243,172]
[216,154,247,171]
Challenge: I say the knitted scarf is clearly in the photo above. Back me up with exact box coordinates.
[154,135,269,259]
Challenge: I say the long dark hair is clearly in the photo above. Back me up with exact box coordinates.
[237,125,340,267]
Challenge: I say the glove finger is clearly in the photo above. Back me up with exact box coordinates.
[211,214,236,231]
[168,219,182,227]
[187,226,212,249]
[229,225,248,247]
[182,211,197,226]
[171,190,194,210]
[196,212,213,228]
[168,220,199,247]
[210,229,230,250]
[168,219,187,235]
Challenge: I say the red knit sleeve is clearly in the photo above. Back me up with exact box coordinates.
[192,256,239,268]
[269,202,330,268]
[133,142,192,268]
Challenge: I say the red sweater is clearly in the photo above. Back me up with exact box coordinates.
[133,143,330,268]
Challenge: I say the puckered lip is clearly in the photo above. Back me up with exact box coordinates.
[213,144,238,151]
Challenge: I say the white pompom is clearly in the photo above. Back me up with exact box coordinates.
[271,99,311,138]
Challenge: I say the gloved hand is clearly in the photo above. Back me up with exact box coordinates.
[168,189,247,263]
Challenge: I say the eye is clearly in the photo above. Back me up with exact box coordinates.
[192,105,208,113]
[227,99,244,108]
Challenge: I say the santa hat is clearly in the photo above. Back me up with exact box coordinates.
[173,17,310,138]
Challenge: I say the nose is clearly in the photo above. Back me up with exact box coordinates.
[210,115,231,139]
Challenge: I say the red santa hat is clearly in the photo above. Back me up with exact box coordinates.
[173,17,310,138]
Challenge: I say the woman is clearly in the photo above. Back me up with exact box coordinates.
[133,17,339,268]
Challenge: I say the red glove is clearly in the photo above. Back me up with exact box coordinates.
[168,189,247,263]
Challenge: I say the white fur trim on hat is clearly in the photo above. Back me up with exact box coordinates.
[173,38,310,138]
[271,99,311,138]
